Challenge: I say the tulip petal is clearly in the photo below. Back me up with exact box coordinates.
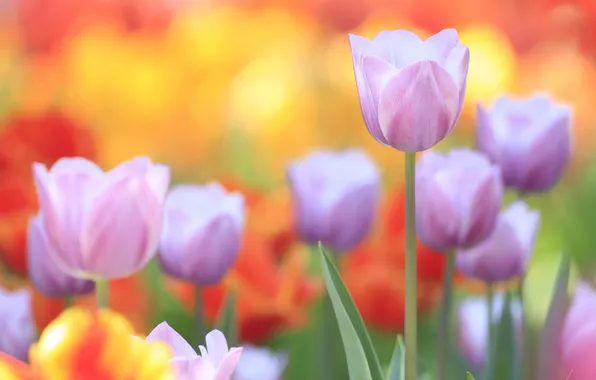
[145,164,171,200]
[370,30,425,69]
[145,322,197,358]
[475,104,501,162]
[348,33,372,56]
[443,43,470,117]
[425,29,460,64]
[378,61,459,152]
[204,330,229,368]
[214,347,243,380]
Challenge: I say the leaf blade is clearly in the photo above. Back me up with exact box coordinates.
[386,335,405,380]
[215,290,237,347]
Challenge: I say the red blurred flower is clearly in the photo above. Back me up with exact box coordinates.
[0,111,96,275]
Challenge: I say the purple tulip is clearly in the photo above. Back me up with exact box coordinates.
[476,94,572,193]
[456,201,540,283]
[32,156,170,279]
[27,214,95,297]
[0,288,36,361]
[348,29,470,152]
[416,149,503,252]
[457,294,522,370]
[145,322,243,380]
[158,183,245,285]
[233,346,288,380]
[286,149,380,252]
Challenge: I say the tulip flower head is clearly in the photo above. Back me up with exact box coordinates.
[145,322,243,380]
[32,156,170,279]
[0,288,36,362]
[349,29,470,152]
[456,201,540,283]
[233,345,288,380]
[416,149,503,252]
[158,183,245,285]
[476,94,572,193]
[286,149,380,253]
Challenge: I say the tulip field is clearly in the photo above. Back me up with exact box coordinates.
[0,0,595,380]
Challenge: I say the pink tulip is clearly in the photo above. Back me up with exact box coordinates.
[0,288,36,362]
[32,156,170,279]
[349,29,470,152]
[146,322,243,380]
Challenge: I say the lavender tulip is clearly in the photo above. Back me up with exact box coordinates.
[233,346,288,380]
[348,29,470,152]
[32,156,170,279]
[146,322,243,380]
[457,294,522,370]
[158,183,245,285]
[0,288,36,361]
[476,94,572,193]
[456,201,540,283]
[416,149,503,252]
[27,214,95,297]
[286,149,380,252]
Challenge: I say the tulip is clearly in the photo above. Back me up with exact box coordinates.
[457,294,522,370]
[158,183,245,285]
[0,288,36,362]
[32,156,170,279]
[416,149,503,252]
[286,149,380,252]
[27,214,95,298]
[476,94,572,193]
[561,282,596,380]
[146,322,243,380]
[456,201,540,283]
[348,29,470,152]
[233,346,288,380]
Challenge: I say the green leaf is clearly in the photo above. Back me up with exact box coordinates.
[536,254,571,380]
[386,335,405,380]
[466,371,476,380]
[485,292,517,380]
[215,289,237,347]
[319,243,381,380]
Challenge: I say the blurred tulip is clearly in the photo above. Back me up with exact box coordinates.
[456,201,540,283]
[116,0,177,33]
[32,156,170,279]
[349,29,470,152]
[146,322,242,380]
[233,346,288,380]
[561,282,596,380]
[286,149,380,253]
[0,288,36,362]
[27,214,95,297]
[416,149,503,252]
[159,184,245,285]
[477,94,572,193]
[457,293,522,370]
[315,0,372,32]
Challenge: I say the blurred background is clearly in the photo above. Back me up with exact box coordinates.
[0,0,595,378]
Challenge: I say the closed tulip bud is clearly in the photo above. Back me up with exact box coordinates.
[456,201,540,283]
[349,29,470,152]
[32,156,170,279]
[158,183,245,285]
[416,149,503,252]
[233,346,288,380]
[286,149,380,252]
[457,294,522,370]
[561,283,596,380]
[0,288,36,361]
[476,94,572,193]
[27,214,95,297]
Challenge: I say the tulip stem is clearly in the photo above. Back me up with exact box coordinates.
[64,296,73,309]
[95,278,109,309]
[319,250,337,380]
[195,286,207,346]
[517,278,526,380]
[487,283,495,363]
[404,152,418,380]
[437,250,455,380]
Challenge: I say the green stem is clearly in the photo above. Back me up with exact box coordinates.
[437,251,456,380]
[517,279,526,380]
[195,285,207,346]
[405,152,418,380]
[320,292,336,380]
[95,278,109,309]
[64,296,73,309]
[485,283,495,380]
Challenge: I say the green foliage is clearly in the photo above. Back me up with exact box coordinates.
[485,292,518,380]
[216,290,238,347]
[386,336,405,380]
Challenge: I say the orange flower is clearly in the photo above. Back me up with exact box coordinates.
[0,307,174,380]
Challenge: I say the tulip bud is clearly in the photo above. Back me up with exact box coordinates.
[0,288,36,361]
[233,346,288,380]
[32,156,170,279]
[476,94,572,193]
[349,29,470,152]
[456,201,540,283]
[561,283,596,380]
[457,294,522,370]
[27,214,95,297]
[158,183,245,285]
[286,149,380,252]
[416,149,504,252]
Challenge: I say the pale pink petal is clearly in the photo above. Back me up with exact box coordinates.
[215,347,243,380]
[205,330,230,368]
[370,30,425,69]
[424,29,460,64]
[146,322,197,358]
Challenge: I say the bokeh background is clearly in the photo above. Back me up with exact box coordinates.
[0,0,595,378]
